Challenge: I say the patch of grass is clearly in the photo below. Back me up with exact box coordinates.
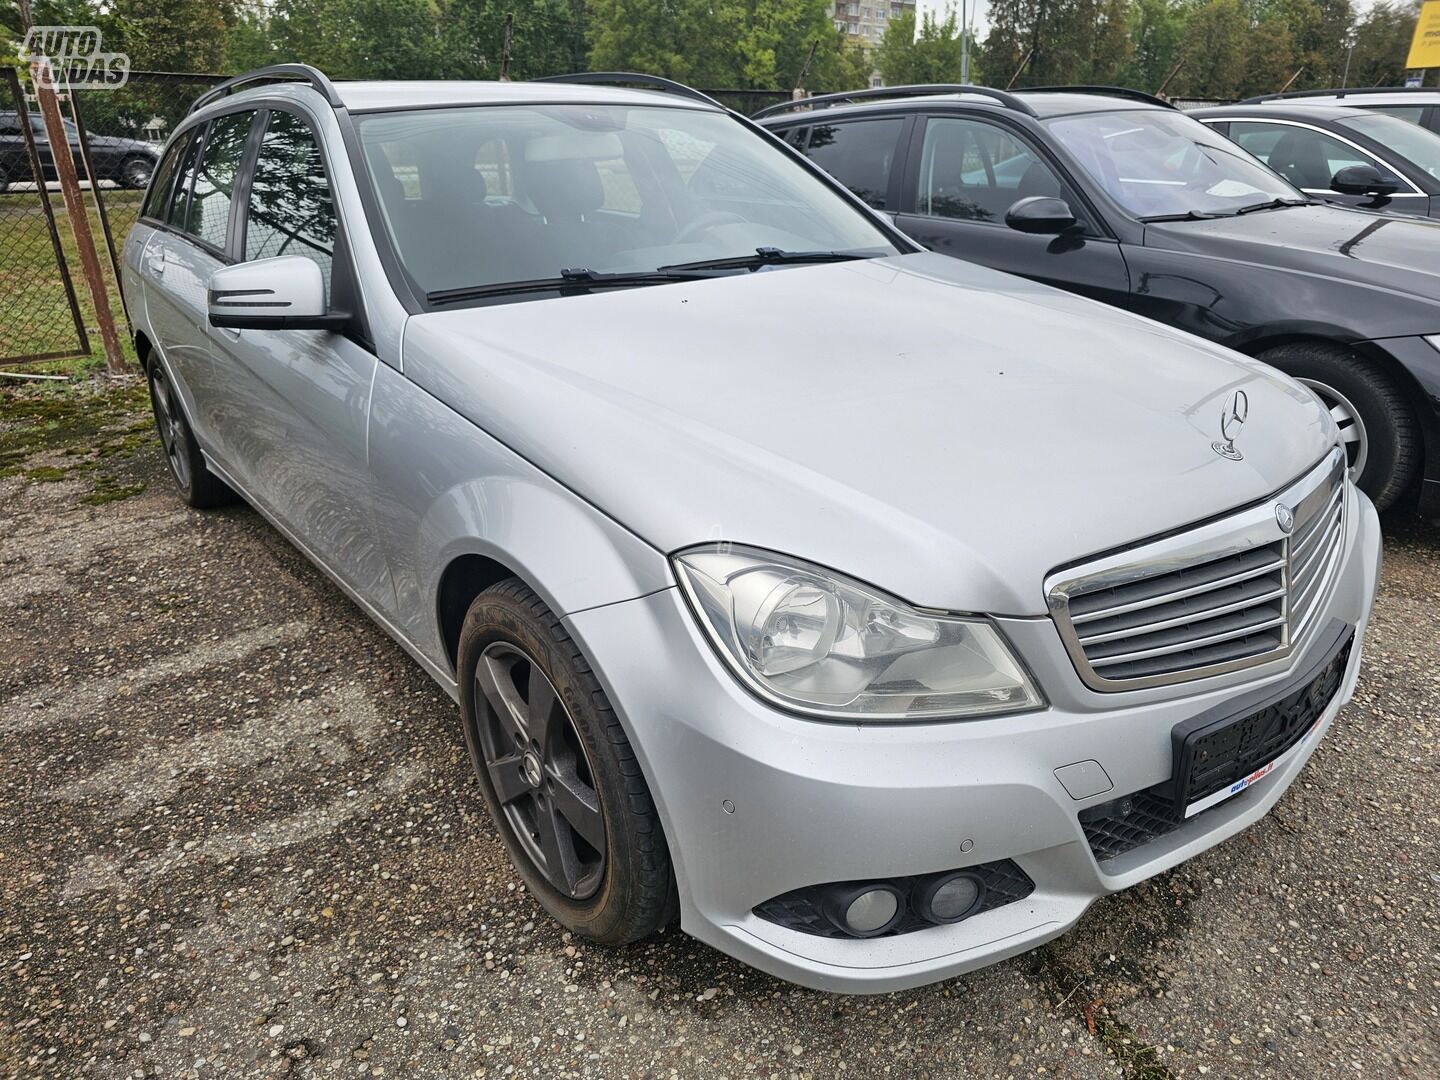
[0,370,155,499]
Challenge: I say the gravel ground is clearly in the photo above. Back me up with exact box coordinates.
[1,376,1437,1079]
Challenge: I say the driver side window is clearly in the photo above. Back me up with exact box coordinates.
[916,117,1069,225]
[1228,122,1383,192]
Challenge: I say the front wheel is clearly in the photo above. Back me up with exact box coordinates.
[457,579,676,945]
[1258,342,1420,511]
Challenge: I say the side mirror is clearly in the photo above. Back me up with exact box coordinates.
[208,255,349,331]
[1329,164,1401,197]
[1005,196,1079,235]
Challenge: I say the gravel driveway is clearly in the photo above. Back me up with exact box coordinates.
[2,376,1436,1078]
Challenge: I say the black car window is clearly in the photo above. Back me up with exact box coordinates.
[1227,121,1374,191]
[166,130,204,231]
[799,118,903,208]
[915,117,1067,223]
[1360,105,1427,126]
[142,133,190,221]
[244,110,337,301]
[185,111,254,249]
[0,114,20,136]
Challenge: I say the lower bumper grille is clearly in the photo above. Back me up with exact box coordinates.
[753,859,1034,939]
[1081,631,1351,863]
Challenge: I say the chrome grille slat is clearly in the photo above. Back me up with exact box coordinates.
[1046,449,1347,691]
[1088,611,1286,667]
[1068,551,1285,624]
[1076,582,1287,645]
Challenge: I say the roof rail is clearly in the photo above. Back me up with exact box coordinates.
[189,64,343,114]
[1016,85,1177,109]
[751,84,1038,121]
[530,72,722,109]
[1239,86,1437,104]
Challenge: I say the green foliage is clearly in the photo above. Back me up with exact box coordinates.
[1347,0,1423,88]
[875,9,977,86]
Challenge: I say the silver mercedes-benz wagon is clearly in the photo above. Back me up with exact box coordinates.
[122,65,1382,993]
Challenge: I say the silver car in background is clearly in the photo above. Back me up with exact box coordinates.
[122,66,1381,993]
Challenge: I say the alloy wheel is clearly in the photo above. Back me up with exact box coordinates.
[150,366,191,490]
[1298,377,1368,482]
[474,642,607,900]
[123,157,153,189]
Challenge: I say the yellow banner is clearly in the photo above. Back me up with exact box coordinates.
[1408,0,1440,69]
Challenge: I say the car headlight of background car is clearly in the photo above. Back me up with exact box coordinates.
[673,545,1044,721]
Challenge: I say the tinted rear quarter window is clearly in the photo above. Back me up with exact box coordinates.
[142,134,188,220]
[166,131,204,230]
[800,118,904,208]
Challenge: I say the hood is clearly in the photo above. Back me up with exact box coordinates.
[403,253,1335,616]
[1144,204,1440,326]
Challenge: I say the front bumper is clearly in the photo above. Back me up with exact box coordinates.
[564,487,1382,993]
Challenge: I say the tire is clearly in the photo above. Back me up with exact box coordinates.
[0,165,9,194]
[457,579,676,945]
[1258,342,1420,511]
[120,154,153,189]
[146,361,235,509]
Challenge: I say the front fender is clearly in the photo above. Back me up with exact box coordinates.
[366,360,673,679]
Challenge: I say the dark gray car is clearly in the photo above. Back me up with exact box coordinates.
[0,109,157,191]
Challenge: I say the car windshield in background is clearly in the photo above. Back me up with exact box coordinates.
[356,105,898,299]
[1336,111,1440,180]
[1044,110,1303,220]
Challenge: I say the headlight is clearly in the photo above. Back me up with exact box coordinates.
[673,545,1044,721]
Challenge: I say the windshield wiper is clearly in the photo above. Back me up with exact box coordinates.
[427,268,706,304]
[1232,197,1309,215]
[1137,210,1220,223]
[659,247,873,273]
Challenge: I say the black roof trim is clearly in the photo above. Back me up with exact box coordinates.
[1239,86,1440,104]
[189,64,343,114]
[751,84,1038,121]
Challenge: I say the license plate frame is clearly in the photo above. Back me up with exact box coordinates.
[1164,621,1353,820]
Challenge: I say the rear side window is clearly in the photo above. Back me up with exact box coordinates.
[0,114,20,135]
[799,118,904,208]
[244,110,337,298]
[142,132,189,221]
[166,131,204,230]
[185,111,254,249]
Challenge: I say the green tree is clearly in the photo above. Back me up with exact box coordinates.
[1346,0,1420,87]
[1173,0,1248,97]
[984,0,1133,87]
[1117,0,1187,92]
[108,0,230,72]
[875,8,972,86]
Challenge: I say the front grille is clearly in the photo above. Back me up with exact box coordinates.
[1047,450,1347,691]
[1081,631,1350,862]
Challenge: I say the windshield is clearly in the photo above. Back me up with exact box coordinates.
[1044,110,1302,219]
[1337,111,1440,180]
[356,105,899,298]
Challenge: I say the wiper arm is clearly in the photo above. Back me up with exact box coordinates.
[1233,197,1309,215]
[659,247,872,273]
[1137,210,1220,223]
[427,268,705,305]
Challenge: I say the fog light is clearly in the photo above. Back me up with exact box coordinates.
[914,872,984,924]
[822,883,905,937]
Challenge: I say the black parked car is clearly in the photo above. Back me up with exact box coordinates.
[0,110,158,192]
[1238,87,1440,134]
[1188,103,1440,218]
[756,85,1440,519]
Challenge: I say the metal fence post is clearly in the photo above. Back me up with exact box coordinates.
[30,59,126,374]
